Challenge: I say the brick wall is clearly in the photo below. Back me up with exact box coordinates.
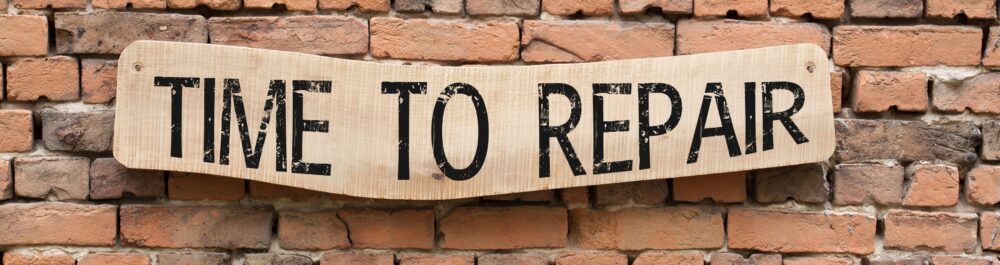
[0,0,998,264]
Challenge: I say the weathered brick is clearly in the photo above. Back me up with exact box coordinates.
[619,0,692,15]
[864,257,925,265]
[571,207,724,250]
[79,253,150,265]
[157,253,228,265]
[833,26,981,67]
[6,56,80,102]
[90,158,164,199]
[851,0,922,18]
[321,252,394,265]
[634,251,702,265]
[884,210,977,253]
[245,254,312,265]
[562,187,590,204]
[594,180,668,205]
[770,0,844,19]
[673,172,746,203]
[441,206,567,249]
[832,71,844,113]
[478,254,548,265]
[0,15,48,56]
[393,0,462,14]
[693,0,767,17]
[926,0,995,18]
[851,71,928,113]
[783,257,853,265]
[968,165,1000,205]
[983,121,1000,160]
[903,163,959,207]
[249,181,328,201]
[244,0,314,10]
[398,254,474,265]
[319,0,387,11]
[934,73,1000,114]
[370,18,518,63]
[278,211,349,250]
[833,163,904,205]
[40,107,114,152]
[168,172,245,201]
[209,16,368,56]
[677,19,830,55]
[0,110,33,152]
[985,27,1000,67]
[484,190,555,201]
[835,119,980,163]
[709,253,781,265]
[55,12,208,54]
[81,60,118,104]
[93,0,165,8]
[754,163,828,204]
[728,209,876,254]
[3,252,75,265]
[166,0,239,9]
[120,205,273,249]
[555,252,627,265]
[467,0,538,16]
[0,160,10,200]
[981,212,1000,251]
[0,202,117,246]
[521,20,674,63]
[338,209,434,249]
[542,0,613,15]
[14,156,90,200]
[12,0,84,8]
[931,256,997,265]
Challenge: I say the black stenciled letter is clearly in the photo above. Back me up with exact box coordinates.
[203,78,216,163]
[687,83,741,164]
[538,83,586,178]
[593,83,632,174]
[219,79,287,171]
[638,83,682,170]
[762,81,809,150]
[292,80,333,176]
[154,76,199,158]
[744,82,757,154]
[431,83,489,181]
[382,82,428,180]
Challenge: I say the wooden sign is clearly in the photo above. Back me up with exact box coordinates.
[114,41,834,200]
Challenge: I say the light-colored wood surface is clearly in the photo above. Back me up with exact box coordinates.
[114,41,834,200]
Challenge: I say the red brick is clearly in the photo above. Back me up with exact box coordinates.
[571,207,723,250]
[14,156,90,200]
[985,27,1000,67]
[835,119,979,163]
[120,205,273,249]
[338,209,434,249]
[985,121,1000,160]
[441,206,567,249]
[594,180,668,205]
[931,256,997,265]
[903,163,959,207]
[926,0,995,18]
[562,187,590,204]
[0,110,33,152]
[244,0,314,10]
[831,71,844,113]
[90,158,164,199]
[555,252,627,265]
[542,0,613,15]
[157,253,228,265]
[6,56,80,102]
[833,163,904,205]
[249,181,328,201]
[12,0,84,8]
[619,0,692,15]
[321,252,394,265]
[677,19,830,55]
[754,163,828,204]
[3,252,75,265]
[865,257,925,265]
[934,73,1000,113]
[633,251,703,265]
[770,0,844,19]
[244,254,312,265]
[40,107,115,152]
[0,160,10,200]
[370,18,518,63]
[484,190,555,201]
[319,0,388,11]
[0,202,117,246]
[467,0,539,16]
[398,254,474,265]
[0,15,48,56]
[81,60,118,104]
[967,165,1000,205]
[673,172,746,203]
[727,209,876,254]
[79,253,151,265]
[981,212,1000,250]
[168,172,245,201]
[521,20,674,63]
[693,0,767,17]
[851,0,922,18]
[55,12,207,54]
[884,210,977,253]
[166,0,239,9]
[851,71,928,113]
[278,210,349,250]
[710,253,781,265]
[92,0,163,8]
[833,26,981,67]
[393,0,462,14]
[209,16,367,56]
[478,254,548,265]
[783,257,853,265]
